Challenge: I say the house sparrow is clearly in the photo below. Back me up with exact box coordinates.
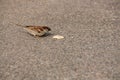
[13,23,51,37]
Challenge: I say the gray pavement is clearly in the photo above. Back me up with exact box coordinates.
[0,0,120,80]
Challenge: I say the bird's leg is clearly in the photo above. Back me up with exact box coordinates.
[34,35,41,40]
[34,35,38,38]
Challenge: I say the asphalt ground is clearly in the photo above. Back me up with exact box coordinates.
[0,0,120,80]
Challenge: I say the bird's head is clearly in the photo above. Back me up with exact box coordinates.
[42,26,51,31]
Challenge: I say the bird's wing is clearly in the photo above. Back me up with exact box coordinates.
[25,26,44,33]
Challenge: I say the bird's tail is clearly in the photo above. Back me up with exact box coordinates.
[10,22,26,27]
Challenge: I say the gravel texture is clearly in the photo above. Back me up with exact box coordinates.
[0,0,120,80]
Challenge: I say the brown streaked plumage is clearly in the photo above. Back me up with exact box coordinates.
[13,23,51,36]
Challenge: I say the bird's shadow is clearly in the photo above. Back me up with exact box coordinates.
[28,33,53,38]
[41,33,53,37]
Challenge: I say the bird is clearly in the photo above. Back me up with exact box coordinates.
[12,23,51,37]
